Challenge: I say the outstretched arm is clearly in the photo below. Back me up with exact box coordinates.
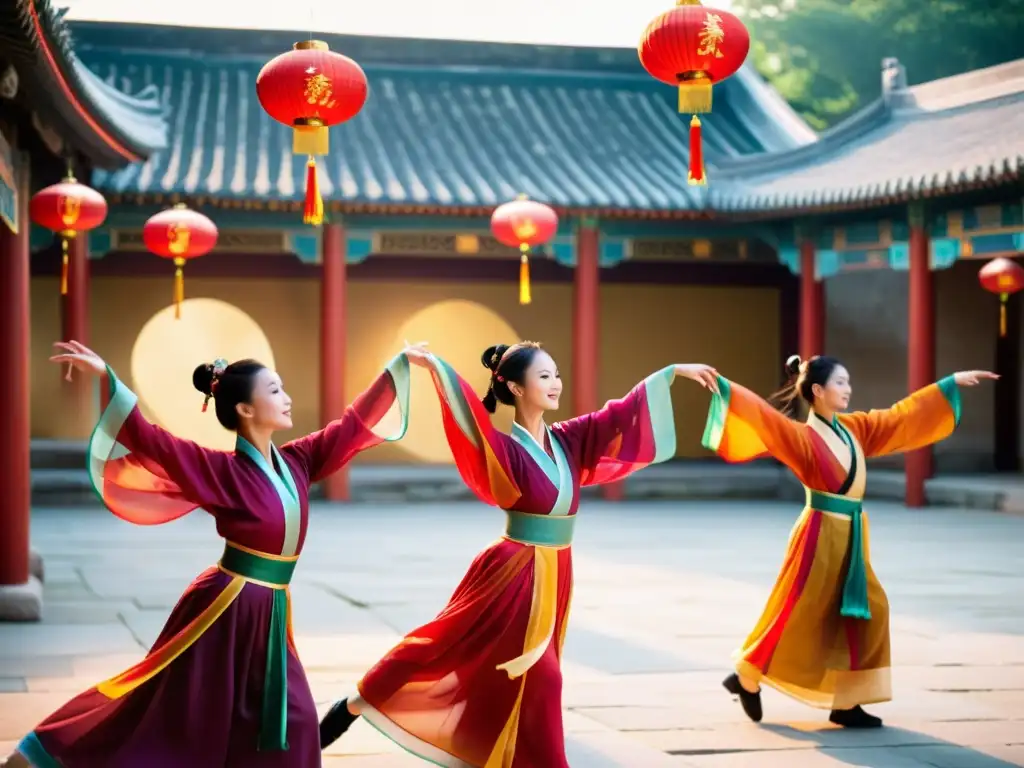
[282,353,412,483]
[553,364,717,486]
[839,371,995,458]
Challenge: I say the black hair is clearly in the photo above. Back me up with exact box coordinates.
[480,341,544,413]
[770,354,844,415]
[192,359,267,431]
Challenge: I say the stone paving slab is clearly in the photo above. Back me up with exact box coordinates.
[1,500,1023,767]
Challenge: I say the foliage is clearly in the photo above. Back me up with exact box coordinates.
[734,0,1024,130]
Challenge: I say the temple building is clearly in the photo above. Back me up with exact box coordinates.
[3,5,1023,617]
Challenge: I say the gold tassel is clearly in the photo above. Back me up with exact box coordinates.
[519,247,531,305]
[1000,293,1008,337]
[687,115,707,186]
[678,79,713,114]
[303,157,324,227]
[174,257,185,320]
[60,238,69,295]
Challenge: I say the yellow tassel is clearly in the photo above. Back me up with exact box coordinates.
[174,257,185,320]
[1000,294,1008,337]
[303,157,324,227]
[60,238,69,295]
[678,80,713,114]
[519,248,531,305]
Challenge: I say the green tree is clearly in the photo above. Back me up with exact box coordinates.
[736,0,1024,130]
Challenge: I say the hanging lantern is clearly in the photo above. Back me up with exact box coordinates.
[143,203,218,319]
[256,40,368,227]
[30,175,107,295]
[978,257,1024,338]
[490,195,558,305]
[638,0,750,186]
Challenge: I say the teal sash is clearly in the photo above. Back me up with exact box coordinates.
[805,488,870,620]
[504,510,576,547]
[219,543,297,751]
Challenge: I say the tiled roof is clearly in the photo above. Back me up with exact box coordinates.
[0,0,167,168]
[711,59,1024,214]
[72,22,816,217]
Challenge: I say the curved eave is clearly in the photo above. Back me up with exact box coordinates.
[102,192,715,221]
[2,0,167,169]
[709,158,1024,220]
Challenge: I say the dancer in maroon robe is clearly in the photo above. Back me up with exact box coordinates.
[4,340,411,768]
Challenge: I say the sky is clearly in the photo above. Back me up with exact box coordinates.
[61,0,735,48]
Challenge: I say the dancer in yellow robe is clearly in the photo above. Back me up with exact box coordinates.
[702,354,997,728]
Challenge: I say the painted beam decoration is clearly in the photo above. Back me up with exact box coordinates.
[256,40,368,226]
[0,130,16,233]
[142,204,218,319]
[638,0,749,186]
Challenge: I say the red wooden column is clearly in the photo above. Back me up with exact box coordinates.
[62,235,93,434]
[905,203,935,507]
[0,150,33,608]
[798,238,825,359]
[321,222,349,501]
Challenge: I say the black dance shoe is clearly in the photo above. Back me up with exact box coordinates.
[723,673,763,723]
[829,705,883,728]
[319,698,359,749]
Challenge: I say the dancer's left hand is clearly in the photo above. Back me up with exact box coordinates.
[675,363,720,394]
[403,340,431,367]
[953,370,999,386]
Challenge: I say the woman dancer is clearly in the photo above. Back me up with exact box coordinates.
[5,340,412,767]
[320,341,719,766]
[705,354,996,729]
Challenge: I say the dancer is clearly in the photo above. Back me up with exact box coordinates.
[705,354,996,729]
[5,340,412,768]
[320,341,719,766]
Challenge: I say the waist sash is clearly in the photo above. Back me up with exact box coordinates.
[504,510,576,548]
[805,488,870,620]
[219,542,297,751]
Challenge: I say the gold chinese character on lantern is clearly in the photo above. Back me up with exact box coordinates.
[59,196,81,228]
[167,223,191,255]
[513,219,538,241]
[304,72,337,107]
[697,12,726,58]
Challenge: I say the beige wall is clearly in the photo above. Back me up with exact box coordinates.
[825,259,1001,472]
[31,274,781,463]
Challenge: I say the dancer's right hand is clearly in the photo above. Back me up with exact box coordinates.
[50,340,107,380]
[402,340,431,368]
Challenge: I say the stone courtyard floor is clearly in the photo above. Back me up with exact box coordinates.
[1,500,1022,767]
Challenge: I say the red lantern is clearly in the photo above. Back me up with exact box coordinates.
[256,40,369,227]
[491,195,558,305]
[638,0,750,186]
[143,203,218,319]
[979,257,1024,337]
[30,175,107,295]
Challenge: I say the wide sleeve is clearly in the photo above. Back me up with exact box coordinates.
[551,366,678,487]
[281,352,411,484]
[701,375,816,481]
[89,366,237,525]
[420,353,521,509]
[838,376,961,459]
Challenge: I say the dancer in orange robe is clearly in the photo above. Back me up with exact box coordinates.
[705,354,996,728]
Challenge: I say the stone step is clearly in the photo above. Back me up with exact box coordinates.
[30,440,88,471]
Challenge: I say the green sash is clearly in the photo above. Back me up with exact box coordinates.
[804,489,871,620]
[504,510,576,547]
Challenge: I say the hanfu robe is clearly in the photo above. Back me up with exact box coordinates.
[701,374,961,710]
[357,354,679,767]
[17,356,411,768]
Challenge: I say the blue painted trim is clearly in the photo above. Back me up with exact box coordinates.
[599,239,628,267]
[289,232,320,263]
[89,229,113,257]
[778,244,799,274]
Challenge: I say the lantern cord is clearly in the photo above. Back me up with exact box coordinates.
[687,115,707,187]
[519,247,532,306]
[303,157,324,227]
[60,237,69,295]
[173,257,185,320]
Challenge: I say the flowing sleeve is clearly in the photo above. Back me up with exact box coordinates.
[420,354,521,509]
[90,366,237,525]
[282,353,411,484]
[838,376,961,459]
[701,375,816,480]
[551,365,678,487]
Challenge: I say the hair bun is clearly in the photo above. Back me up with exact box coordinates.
[481,344,510,373]
[192,363,215,396]
[784,355,802,376]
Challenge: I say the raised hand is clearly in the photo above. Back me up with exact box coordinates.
[674,363,720,394]
[402,340,431,368]
[953,370,999,387]
[49,340,107,381]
